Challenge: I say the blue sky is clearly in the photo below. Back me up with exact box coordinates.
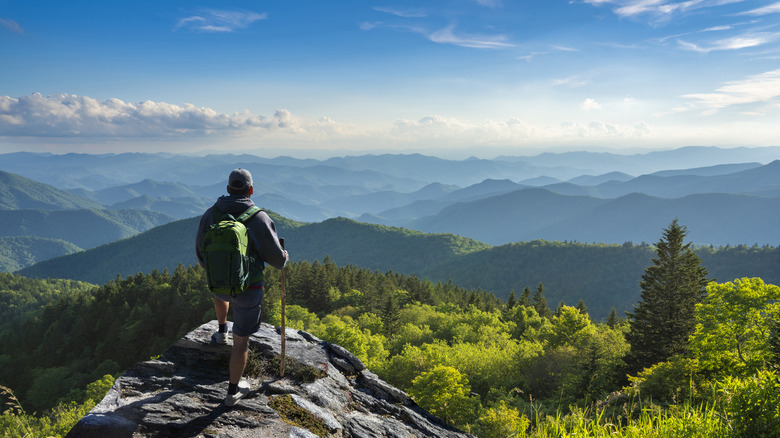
[1,0,779,158]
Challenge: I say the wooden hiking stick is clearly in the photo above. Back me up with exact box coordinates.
[279,237,286,377]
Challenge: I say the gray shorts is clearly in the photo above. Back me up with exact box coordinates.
[212,284,264,337]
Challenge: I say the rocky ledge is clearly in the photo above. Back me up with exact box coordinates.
[66,321,472,437]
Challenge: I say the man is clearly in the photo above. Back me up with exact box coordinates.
[195,168,288,406]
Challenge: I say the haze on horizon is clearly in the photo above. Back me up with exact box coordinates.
[1,0,780,160]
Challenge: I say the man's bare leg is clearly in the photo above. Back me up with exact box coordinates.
[230,334,249,384]
[214,297,229,325]
[224,333,251,405]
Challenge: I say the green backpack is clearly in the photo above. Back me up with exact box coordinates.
[202,205,262,295]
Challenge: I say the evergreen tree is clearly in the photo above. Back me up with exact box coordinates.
[555,299,566,317]
[506,290,516,309]
[519,286,531,307]
[606,307,619,329]
[380,295,400,336]
[575,299,588,316]
[533,282,551,318]
[625,219,709,373]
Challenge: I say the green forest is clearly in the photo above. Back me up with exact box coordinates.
[12,212,780,322]
[2,222,780,437]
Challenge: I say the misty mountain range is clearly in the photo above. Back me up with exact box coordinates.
[2,147,779,247]
[2,146,779,317]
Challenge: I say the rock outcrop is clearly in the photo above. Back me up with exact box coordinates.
[67,321,473,437]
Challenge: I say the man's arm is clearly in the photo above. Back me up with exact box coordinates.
[194,210,212,268]
[250,211,287,269]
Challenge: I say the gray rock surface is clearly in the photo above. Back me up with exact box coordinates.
[66,321,473,437]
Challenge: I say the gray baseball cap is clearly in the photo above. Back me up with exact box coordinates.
[228,168,253,190]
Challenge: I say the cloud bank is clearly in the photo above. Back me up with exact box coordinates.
[0,86,775,155]
[0,93,285,137]
[0,93,653,147]
[683,68,780,114]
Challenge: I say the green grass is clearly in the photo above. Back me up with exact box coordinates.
[521,402,727,438]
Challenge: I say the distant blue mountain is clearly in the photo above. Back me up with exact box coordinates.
[92,179,204,204]
[567,171,634,186]
[2,148,780,251]
[409,187,780,246]
[595,160,780,198]
[651,162,761,177]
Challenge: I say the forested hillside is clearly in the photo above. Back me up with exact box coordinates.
[17,214,780,320]
[0,263,497,423]
[0,209,175,249]
[0,169,180,271]
[0,170,103,210]
[421,240,780,319]
[16,214,492,290]
[0,236,81,272]
[2,260,779,437]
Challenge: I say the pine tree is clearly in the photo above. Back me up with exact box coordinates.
[533,282,550,318]
[381,294,400,335]
[606,307,619,329]
[519,286,531,307]
[625,219,709,373]
[468,291,479,307]
[506,290,517,309]
[575,299,588,316]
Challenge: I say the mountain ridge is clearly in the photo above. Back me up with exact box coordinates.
[0,170,104,210]
[15,213,780,320]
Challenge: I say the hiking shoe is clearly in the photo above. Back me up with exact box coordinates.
[225,381,250,406]
[213,331,229,345]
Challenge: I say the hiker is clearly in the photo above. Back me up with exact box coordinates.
[195,168,288,406]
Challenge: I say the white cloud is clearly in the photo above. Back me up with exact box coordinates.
[0,93,294,137]
[519,45,580,62]
[0,93,665,151]
[517,51,547,62]
[175,9,267,33]
[0,18,23,34]
[682,68,780,113]
[551,45,579,52]
[428,25,514,49]
[739,2,780,16]
[678,31,780,52]
[13,90,778,155]
[552,76,589,87]
[388,115,653,145]
[583,0,747,21]
[582,98,602,110]
[702,25,732,31]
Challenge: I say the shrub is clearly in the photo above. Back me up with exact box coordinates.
[718,370,780,438]
[626,356,702,405]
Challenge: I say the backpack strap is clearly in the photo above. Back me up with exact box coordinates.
[211,204,229,222]
[212,204,260,222]
[236,206,262,223]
